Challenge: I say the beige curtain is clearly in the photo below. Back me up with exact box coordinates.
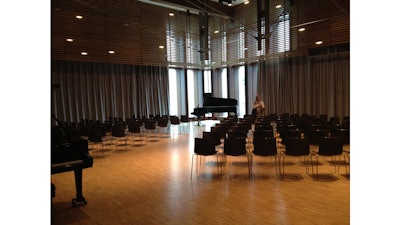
[51,60,169,124]
[258,52,350,121]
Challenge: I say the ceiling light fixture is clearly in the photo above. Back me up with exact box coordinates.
[276,5,282,9]
[244,0,250,4]
[66,38,74,42]
[169,12,174,16]
[315,41,323,45]
[75,15,83,19]
[81,52,88,55]
[298,28,305,32]
[108,50,115,54]
[219,0,234,6]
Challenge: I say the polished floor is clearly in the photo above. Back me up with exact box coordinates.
[51,120,350,225]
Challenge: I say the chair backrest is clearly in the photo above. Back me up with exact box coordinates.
[281,129,301,145]
[330,128,350,144]
[253,130,274,138]
[211,126,226,139]
[308,128,329,145]
[285,137,310,156]
[112,124,126,137]
[226,130,247,139]
[157,118,168,127]
[170,116,180,125]
[194,138,217,156]
[223,137,247,156]
[254,123,273,131]
[318,136,343,156]
[203,131,221,146]
[88,128,103,142]
[180,115,189,122]
[253,137,277,156]
[128,123,141,133]
[144,121,156,130]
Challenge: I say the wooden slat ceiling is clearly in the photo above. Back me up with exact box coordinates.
[51,0,349,68]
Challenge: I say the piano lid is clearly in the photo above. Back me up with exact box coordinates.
[203,95,237,107]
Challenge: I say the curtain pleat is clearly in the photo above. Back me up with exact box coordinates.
[51,60,169,124]
[246,63,259,114]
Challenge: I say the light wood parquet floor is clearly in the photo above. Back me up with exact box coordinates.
[51,120,350,225]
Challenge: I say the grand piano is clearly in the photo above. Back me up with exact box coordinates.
[51,122,93,206]
[192,93,238,123]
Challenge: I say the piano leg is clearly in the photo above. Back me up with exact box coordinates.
[73,168,87,206]
[196,115,204,126]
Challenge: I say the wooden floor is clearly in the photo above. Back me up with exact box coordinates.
[51,120,350,225]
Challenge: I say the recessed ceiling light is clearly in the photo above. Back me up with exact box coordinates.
[76,15,83,19]
[108,50,115,54]
[214,30,219,34]
[169,12,174,16]
[244,0,250,4]
[298,28,305,32]
[159,46,165,49]
[81,52,88,55]
[66,38,74,42]
[276,5,282,9]
[315,41,323,45]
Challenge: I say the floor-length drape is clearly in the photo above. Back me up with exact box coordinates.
[51,60,169,124]
[257,52,350,121]
[246,62,259,114]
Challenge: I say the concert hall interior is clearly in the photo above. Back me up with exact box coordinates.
[9,0,375,224]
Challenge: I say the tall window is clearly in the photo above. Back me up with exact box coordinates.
[221,68,227,98]
[187,70,195,118]
[221,68,228,117]
[168,69,178,116]
[277,14,290,52]
[204,70,211,93]
[204,70,212,117]
[238,66,246,118]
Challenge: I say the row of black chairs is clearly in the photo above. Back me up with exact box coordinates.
[192,135,349,180]
[56,115,191,157]
[191,114,349,180]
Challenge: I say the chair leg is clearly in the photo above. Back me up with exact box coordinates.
[216,154,221,178]
[247,154,252,179]
[274,155,278,176]
[304,156,309,174]
[310,154,314,177]
[316,155,319,179]
[281,155,285,180]
[190,154,196,179]
[332,156,339,173]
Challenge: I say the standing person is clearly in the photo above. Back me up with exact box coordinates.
[252,95,265,120]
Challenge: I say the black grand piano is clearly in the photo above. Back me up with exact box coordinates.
[192,93,237,123]
[51,121,93,206]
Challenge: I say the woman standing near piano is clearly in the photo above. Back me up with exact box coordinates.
[252,95,265,120]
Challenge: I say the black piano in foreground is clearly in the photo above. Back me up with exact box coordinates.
[192,94,238,124]
[51,124,93,206]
